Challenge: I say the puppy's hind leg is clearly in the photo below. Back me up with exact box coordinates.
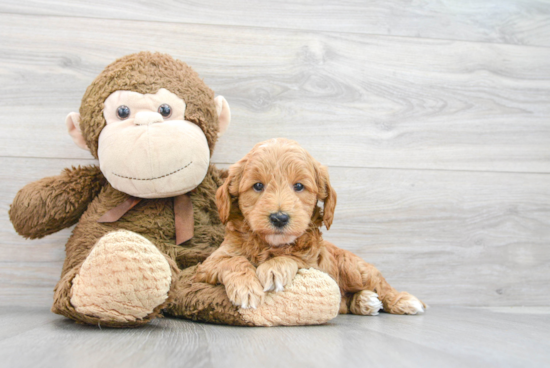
[356,262,426,315]
[328,242,426,315]
[349,290,383,316]
[339,291,382,316]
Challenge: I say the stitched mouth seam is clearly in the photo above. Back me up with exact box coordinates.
[112,161,193,181]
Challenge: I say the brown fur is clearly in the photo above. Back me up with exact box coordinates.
[196,138,426,314]
[79,52,220,158]
[10,165,106,239]
[9,52,249,327]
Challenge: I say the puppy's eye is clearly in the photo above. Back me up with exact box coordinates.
[116,105,131,120]
[294,183,304,192]
[158,104,172,118]
[253,183,264,192]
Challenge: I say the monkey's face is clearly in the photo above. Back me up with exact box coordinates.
[97,88,210,198]
[66,53,231,199]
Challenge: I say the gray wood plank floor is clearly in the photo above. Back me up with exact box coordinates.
[0,306,548,368]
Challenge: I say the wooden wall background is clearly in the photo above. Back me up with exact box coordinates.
[0,1,549,307]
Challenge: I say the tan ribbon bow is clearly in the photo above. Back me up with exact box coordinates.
[97,193,194,245]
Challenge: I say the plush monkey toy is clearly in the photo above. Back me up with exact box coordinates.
[9,52,340,327]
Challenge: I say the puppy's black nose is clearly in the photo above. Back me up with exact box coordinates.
[269,212,290,228]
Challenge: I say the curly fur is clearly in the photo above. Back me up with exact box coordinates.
[196,138,426,315]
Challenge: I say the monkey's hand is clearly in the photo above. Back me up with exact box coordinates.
[9,165,105,239]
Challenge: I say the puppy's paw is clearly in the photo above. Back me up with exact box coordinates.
[350,290,383,316]
[256,257,299,292]
[224,275,265,309]
[386,292,427,315]
[194,266,213,284]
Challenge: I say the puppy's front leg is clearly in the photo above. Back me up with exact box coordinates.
[196,247,264,309]
[256,257,300,292]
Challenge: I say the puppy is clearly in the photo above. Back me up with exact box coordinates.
[196,138,425,315]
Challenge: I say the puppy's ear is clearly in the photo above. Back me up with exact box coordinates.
[216,179,232,224]
[317,165,337,230]
[215,158,246,224]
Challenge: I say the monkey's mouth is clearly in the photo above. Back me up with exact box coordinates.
[111,161,193,181]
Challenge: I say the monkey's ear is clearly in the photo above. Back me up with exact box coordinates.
[214,96,231,137]
[65,112,90,151]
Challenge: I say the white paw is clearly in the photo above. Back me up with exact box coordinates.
[391,293,427,315]
[350,290,383,316]
[402,297,426,315]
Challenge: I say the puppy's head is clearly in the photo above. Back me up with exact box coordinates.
[216,138,336,246]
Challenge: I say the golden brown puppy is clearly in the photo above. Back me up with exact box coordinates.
[196,138,426,315]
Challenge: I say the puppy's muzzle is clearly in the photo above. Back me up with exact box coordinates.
[269,212,290,228]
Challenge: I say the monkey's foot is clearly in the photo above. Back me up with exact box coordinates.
[350,290,383,316]
[384,292,426,315]
[238,268,341,326]
[70,230,172,323]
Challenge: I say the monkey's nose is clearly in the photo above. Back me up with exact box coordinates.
[269,212,290,228]
[134,111,164,126]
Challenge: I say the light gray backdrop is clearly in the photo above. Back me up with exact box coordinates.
[1,0,549,308]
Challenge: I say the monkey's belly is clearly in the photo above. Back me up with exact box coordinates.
[63,187,222,275]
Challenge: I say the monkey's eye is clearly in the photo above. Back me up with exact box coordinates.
[116,105,131,120]
[253,183,264,192]
[294,183,304,192]
[158,104,172,118]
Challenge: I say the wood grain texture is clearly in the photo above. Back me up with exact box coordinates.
[1,14,550,172]
[0,306,549,368]
[1,4,549,312]
[2,157,549,307]
[1,0,550,47]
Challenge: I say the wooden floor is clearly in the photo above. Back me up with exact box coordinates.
[0,306,548,368]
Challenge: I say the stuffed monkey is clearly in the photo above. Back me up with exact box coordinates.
[9,52,340,327]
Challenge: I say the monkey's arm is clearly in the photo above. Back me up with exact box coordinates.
[9,165,105,239]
